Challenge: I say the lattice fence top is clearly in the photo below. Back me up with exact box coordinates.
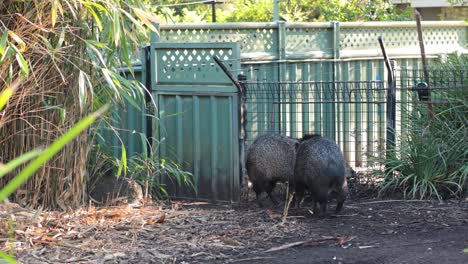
[160,25,277,59]
[340,23,467,57]
[158,22,467,61]
[153,43,240,85]
[285,26,332,58]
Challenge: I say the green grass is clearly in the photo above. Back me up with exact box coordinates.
[380,62,467,200]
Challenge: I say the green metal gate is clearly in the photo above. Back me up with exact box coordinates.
[150,41,241,201]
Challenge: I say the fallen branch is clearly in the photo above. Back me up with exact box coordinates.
[31,253,52,264]
[229,256,274,263]
[62,257,93,263]
[358,245,377,249]
[333,214,358,217]
[263,236,355,253]
[353,200,429,205]
[282,185,294,223]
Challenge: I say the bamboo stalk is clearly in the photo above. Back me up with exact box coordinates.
[0,1,90,209]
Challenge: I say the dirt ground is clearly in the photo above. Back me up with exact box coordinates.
[1,192,467,264]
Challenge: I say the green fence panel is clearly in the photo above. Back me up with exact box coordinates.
[151,41,241,202]
[103,66,147,159]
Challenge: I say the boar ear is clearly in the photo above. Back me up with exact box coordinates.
[295,141,300,150]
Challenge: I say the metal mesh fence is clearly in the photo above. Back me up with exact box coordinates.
[241,66,468,174]
[242,80,388,172]
[395,67,468,150]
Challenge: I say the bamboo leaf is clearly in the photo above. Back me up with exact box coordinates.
[113,10,121,46]
[0,105,109,201]
[116,158,123,177]
[37,35,54,51]
[60,108,66,124]
[85,40,109,50]
[87,1,107,12]
[78,71,89,111]
[139,133,148,158]
[55,29,66,49]
[118,7,146,35]
[0,31,8,56]
[86,42,107,66]
[0,250,17,264]
[9,42,28,77]
[0,78,21,111]
[132,7,160,33]
[0,149,41,179]
[121,143,127,176]
[15,52,29,76]
[51,0,57,27]
[0,46,10,64]
[120,30,132,72]
[57,0,64,16]
[114,140,128,178]
[0,87,14,111]
[101,68,119,96]
[7,31,26,52]
[84,4,103,31]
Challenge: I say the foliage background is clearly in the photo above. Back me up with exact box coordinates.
[146,0,413,23]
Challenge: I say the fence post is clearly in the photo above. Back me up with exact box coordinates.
[273,0,280,21]
[237,74,248,197]
[150,23,160,159]
[331,21,340,141]
[150,23,160,44]
[277,21,286,62]
[277,21,286,134]
[386,60,397,176]
[378,36,397,176]
[332,21,340,60]
[213,57,247,199]
[142,45,153,152]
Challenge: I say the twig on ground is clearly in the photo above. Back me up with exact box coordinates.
[282,187,294,223]
[354,200,429,205]
[31,253,52,264]
[228,256,274,263]
[62,257,93,263]
[57,241,96,253]
[358,245,377,249]
[333,214,358,217]
[263,236,355,253]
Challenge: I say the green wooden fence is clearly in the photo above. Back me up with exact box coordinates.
[113,21,466,200]
[157,21,466,170]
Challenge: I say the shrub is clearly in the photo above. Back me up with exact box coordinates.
[380,55,467,199]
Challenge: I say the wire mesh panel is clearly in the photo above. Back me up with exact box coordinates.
[243,80,387,171]
[395,67,468,145]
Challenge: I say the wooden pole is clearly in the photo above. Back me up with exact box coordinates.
[211,1,216,22]
[378,37,396,179]
[415,10,434,119]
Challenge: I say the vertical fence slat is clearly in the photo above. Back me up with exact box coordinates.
[302,63,310,136]
[342,62,351,163]
[366,61,374,167]
[354,62,363,167]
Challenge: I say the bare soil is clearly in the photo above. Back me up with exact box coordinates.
[2,195,467,264]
